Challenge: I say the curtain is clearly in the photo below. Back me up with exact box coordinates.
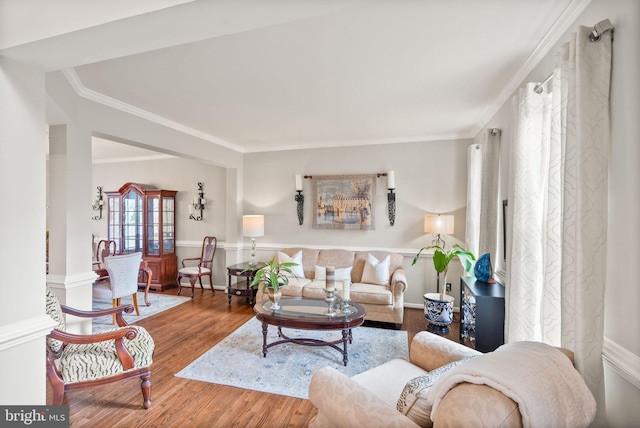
[506,25,612,424]
[466,129,500,262]
[465,143,482,256]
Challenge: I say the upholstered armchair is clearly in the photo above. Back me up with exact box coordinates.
[93,252,143,323]
[45,286,155,408]
[308,331,596,428]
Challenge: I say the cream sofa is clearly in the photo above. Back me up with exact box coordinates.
[308,332,596,428]
[254,247,407,326]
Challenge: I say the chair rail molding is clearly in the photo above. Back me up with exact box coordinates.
[603,337,640,390]
[0,315,57,351]
[46,271,99,289]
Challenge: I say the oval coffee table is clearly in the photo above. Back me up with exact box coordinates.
[254,297,366,366]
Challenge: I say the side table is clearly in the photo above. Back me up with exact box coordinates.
[226,262,265,305]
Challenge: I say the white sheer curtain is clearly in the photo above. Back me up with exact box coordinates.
[465,129,500,261]
[465,143,481,256]
[506,25,612,423]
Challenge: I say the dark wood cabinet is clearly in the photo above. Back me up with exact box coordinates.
[460,276,505,352]
[106,183,177,291]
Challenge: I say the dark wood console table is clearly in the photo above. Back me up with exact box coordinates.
[460,276,505,353]
[226,262,265,305]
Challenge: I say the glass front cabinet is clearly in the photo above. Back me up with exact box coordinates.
[106,182,177,291]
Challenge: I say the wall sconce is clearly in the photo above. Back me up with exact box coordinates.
[243,215,264,267]
[188,182,205,221]
[377,171,396,226]
[295,174,304,225]
[92,186,104,220]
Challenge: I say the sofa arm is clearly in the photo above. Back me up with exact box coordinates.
[309,367,419,428]
[390,268,408,295]
[433,383,522,428]
[409,331,481,372]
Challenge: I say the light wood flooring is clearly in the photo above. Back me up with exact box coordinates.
[48,288,461,427]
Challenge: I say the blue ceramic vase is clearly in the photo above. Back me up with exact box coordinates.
[474,253,493,282]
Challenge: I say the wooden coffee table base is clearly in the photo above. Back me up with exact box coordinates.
[261,324,354,366]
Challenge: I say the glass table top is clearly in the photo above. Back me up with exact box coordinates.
[257,297,360,319]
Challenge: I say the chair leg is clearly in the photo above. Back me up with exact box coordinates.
[188,277,197,298]
[132,293,140,316]
[207,273,215,292]
[112,298,117,324]
[176,274,183,295]
[141,370,152,409]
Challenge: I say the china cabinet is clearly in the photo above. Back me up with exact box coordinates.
[106,183,177,291]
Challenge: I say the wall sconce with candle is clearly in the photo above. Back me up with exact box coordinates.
[188,182,206,221]
[92,186,104,220]
[295,174,304,225]
[243,215,264,267]
[377,171,396,226]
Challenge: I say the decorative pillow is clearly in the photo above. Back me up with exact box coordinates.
[397,356,476,427]
[362,253,391,285]
[277,251,305,278]
[314,265,352,281]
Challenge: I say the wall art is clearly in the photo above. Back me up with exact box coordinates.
[312,174,376,230]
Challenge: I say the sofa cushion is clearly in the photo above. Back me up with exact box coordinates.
[315,265,353,281]
[353,358,427,408]
[362,253,391,285]
[277,250,306,278]
[350,282,393,305]
[353,251,404,283]
[397,356,476,427]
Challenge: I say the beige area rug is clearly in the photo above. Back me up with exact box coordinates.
[175,316,408,399]
[92,292,190,332]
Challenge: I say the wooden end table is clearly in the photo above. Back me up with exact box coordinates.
[226,262,265,305]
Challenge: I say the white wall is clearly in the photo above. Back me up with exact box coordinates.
[0,57,54,404]
[243,139,471,306]
[91,157,229,287]
[482,1,640,425]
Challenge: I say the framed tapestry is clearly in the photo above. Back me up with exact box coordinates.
[312,174,376,230]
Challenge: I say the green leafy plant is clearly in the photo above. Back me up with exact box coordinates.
[412,244,476,300]
[249,256,298,293]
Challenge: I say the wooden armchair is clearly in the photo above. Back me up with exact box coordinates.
[177,236,217,298]
[46,285,155,408]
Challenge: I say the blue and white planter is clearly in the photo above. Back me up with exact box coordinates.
[424,293,455,333]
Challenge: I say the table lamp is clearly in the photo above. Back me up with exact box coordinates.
[243,215,264,267]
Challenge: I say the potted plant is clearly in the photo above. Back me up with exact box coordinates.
[249,256,298,310]
[412,244,475,332]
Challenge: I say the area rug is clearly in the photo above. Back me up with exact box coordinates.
[92,292,190,332]
[175,317,409,399]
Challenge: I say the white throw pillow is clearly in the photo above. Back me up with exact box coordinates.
[397,357,476,427]
[362,253,391,285]
[314,265,352,281]
[277,251,305,278]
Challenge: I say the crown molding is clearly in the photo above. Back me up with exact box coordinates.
[472,0,592,136]
[61,68,246,153]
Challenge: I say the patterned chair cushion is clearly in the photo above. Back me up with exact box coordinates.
[178,266,211,275]
[60,326,155,383]
[45,286,66,354]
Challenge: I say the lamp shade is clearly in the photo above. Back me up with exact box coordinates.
[424,214,454,235]
[243,215,264,237]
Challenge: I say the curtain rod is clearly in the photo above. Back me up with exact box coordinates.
[534,74,553,94]
[534,19,614,95]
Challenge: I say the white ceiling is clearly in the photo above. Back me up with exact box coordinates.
[2,0,588,157]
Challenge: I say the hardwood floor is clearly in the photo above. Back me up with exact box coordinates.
[48,289,462,427]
